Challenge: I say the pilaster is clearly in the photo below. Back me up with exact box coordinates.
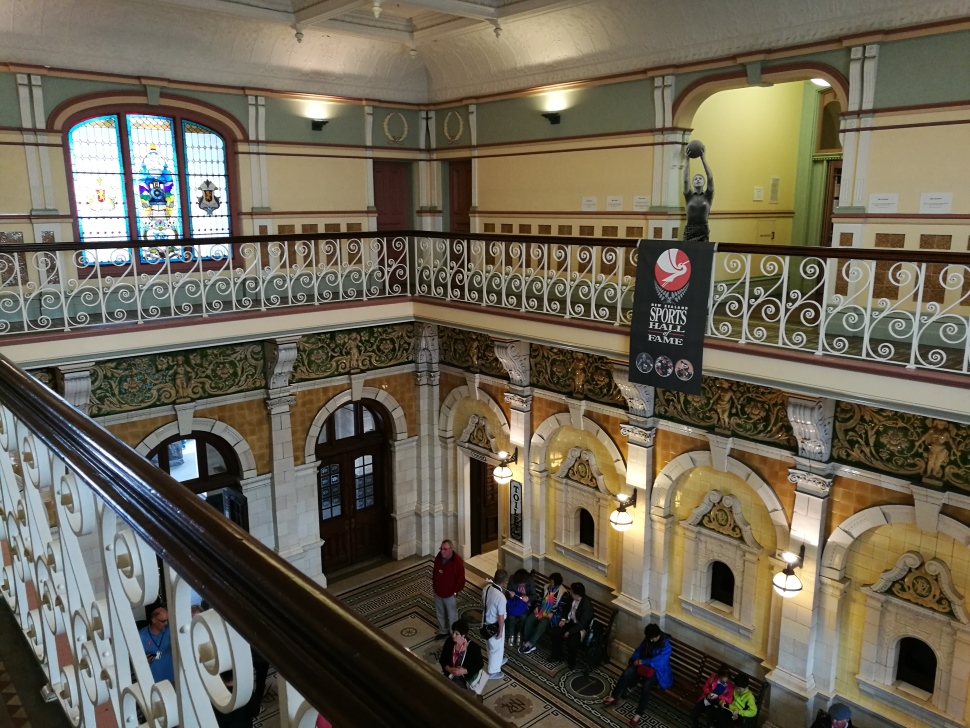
[414,323,443,551]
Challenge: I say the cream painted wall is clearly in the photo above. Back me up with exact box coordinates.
[264,154,368,212]
[837,522,970,728]
[690,82,806,245]
[477,145,653,212]
[665,466,778,658]
[0,145,33,214]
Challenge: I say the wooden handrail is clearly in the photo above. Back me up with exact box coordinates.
[0,353,510,728]
[3,231,969,264]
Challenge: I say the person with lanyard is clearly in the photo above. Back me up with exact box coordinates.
[518,572,567,655]
[439,619,486,694]
[139,606,174,684]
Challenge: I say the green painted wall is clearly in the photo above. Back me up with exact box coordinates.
[791,82,820,247]
[764,49,851,79]
[476,78,653,145]
[372,107,421,149]
[40,76,142,126]
[0,73,21,127]
[170,89,249,134]
[874,31,970,108]
[263,96,365,146]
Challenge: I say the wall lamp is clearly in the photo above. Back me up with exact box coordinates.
[493,449,518,486]
[541,112,561,125]
[311,119,329,131]
[772,544,806,598]
[609,490,638,532]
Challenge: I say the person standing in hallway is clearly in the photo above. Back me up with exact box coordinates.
[140,606,174,684]
[432,540,466,639]
[483,569,509,680]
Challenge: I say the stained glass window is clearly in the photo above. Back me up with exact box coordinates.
[67,112,232,264]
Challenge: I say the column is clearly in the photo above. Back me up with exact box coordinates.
[613,423,656,617]
[414,324,443,552]
[417,110,443,232]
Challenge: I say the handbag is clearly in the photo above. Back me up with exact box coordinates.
[479,623,499,640]
[467,669,489,695]
[636,663,655,678]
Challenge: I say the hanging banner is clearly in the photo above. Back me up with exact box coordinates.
[629,239,715,395]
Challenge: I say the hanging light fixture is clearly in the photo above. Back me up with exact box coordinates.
[772,545,806,598]
[493,449,517,486]
[609,490,638,532]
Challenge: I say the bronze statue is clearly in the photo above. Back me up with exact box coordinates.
[683,142,714,242]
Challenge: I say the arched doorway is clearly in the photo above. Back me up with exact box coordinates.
[147,431,248,530]
[315,400,392,571]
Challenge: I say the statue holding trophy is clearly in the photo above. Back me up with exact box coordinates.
[682,139,713,242]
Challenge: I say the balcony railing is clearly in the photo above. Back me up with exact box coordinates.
[1,233,968,374]
[0,353,510,728]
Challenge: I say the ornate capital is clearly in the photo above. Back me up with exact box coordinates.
[620,423,656,447]
[611,362,654,419]
[264,336,301,391]
[504,391,532,410]
[787,395,835,462]
[414,370,440,387]
[265,394,296,414]
[494,339,530,387]
[415,322,440,371]
[788,468,833,496]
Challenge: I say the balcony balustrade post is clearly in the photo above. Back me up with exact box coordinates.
[908,262,926,369]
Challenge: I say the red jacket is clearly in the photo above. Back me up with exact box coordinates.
[433,552,466,598]
[698,674,734,706]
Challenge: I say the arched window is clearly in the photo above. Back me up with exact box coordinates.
[709,561,735,607]
[148,432,240,494]
[578,508,595,548]
[67,111,233,263]
[896,637,937,695]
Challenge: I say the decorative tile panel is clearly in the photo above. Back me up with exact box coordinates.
[293,323,414,382]
[918,233,951,305]
[89,344,265,416]
[538,225,551,235]
[0,232,29,288]
[438,327,508,378]
[529,345,623,405]
[655,377,796,449]
[833,402,970,489]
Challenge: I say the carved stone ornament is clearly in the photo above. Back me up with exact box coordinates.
[787,396,835,462]
[620,423,656,447]
[494,339,530,387]
[555,447,607,492]
[867,551,968,623]
[683,490,761,550]
[264,336,301,391]
[415,322,440,370]
[787,468,833,495]
[458,414,498,457]
[611,362,654,419]
[504,392,532,410]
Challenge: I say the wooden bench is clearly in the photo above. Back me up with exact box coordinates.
[660,636,769,726]
[530,570,618,676]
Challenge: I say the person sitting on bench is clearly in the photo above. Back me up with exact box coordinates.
[811,703,852,728]
[715,673,757,727]
[602,623,673,726]
[549,582,593,669]
[691,664,735,727]
[519,572,568,655]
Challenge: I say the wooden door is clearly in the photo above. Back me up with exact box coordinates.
[373,161,411,230]
[318,445,387,570]
[449,160,472,233]
[469,458,499,556]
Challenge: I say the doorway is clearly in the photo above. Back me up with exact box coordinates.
[449,160,472,233]
[469,458,499,556]
[373,161,411,230]
[316,401,392,571]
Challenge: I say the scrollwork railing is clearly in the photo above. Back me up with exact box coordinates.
[0,354,508,728]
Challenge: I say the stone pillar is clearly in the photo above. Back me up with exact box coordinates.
[812,575,850,696]
[494,339,533,564]
[414,324,442,552]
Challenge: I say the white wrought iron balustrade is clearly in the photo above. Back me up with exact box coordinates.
[1,233,968,374]
[0,356,503,728]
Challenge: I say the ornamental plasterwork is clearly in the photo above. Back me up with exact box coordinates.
[382,112,408,143]
[611,362,654,419]
[442,110,464,144]
[530,345,624,406]
[293,323,414,381]
[683,490,760,550]
[555,447,607,493]
[457,414,499,459]
[787,395,835,462]
[438,327,507,378]
[89,344,265,417]
[867,551,967,623]
[833,403,970,490]
[415,323,440,370]
[264,336,300,390]
[493,339,529,387]
[655,377,796,449]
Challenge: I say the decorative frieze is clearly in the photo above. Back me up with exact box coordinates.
[294,324,414,381]
[530,345,624,406]
[438,327,507,378]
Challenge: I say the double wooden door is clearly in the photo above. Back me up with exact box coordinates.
[470,458,499,556]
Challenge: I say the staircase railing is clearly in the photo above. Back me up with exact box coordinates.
[1,232,968,374]
[0,353,510,728]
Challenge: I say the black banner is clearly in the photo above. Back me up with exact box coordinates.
[509,480,523,542]
[629,239,714,394]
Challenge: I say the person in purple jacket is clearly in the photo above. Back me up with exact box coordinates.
[602,623,673,726]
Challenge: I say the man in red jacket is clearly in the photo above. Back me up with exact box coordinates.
[433,540,466,639]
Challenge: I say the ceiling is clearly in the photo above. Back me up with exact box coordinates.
[1,0,968,103]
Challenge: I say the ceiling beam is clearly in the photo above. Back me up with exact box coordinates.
[412,16,483,42]
[403,0,498,21]
[296,0,368,25]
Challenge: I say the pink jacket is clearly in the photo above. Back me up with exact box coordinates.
[698,674,735,705]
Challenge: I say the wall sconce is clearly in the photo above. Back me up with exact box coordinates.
[311,119,329,131]
[772,545,806,598]
[609,490,638,532]
[493,449,517,486]
[541,112,561,125]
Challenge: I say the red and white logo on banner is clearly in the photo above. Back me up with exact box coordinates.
[654,248,691,291]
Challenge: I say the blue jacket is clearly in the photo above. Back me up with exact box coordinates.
[630,634,673,689]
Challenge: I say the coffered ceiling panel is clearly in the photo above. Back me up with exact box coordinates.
[0,0,967,103]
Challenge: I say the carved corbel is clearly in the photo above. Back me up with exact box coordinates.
[264,335,301,391]
[494,339,530,387]
[55,362,96,416]
[786,395,835,462]
[415,323,440,376]
[611,362,654,422]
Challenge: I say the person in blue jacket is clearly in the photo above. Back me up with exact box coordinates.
[602,623,672,726]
